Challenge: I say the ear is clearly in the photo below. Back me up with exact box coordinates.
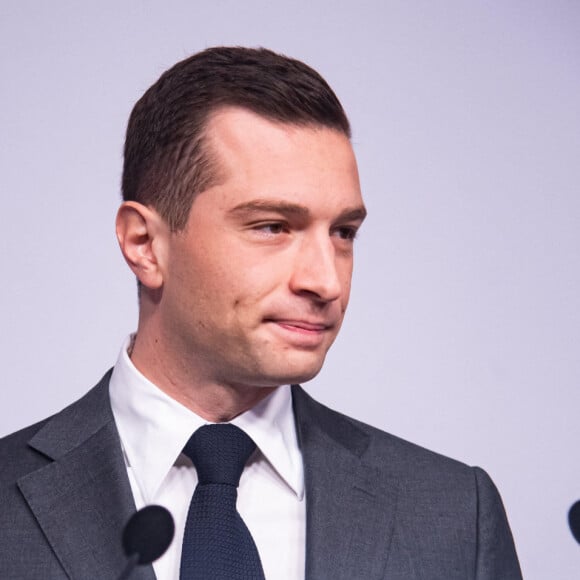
[115,202,169,289]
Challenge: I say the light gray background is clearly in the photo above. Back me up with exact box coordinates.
[1,1,578,578]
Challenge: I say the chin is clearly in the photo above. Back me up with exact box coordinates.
[265,357,325,386]
[234,347,328,387]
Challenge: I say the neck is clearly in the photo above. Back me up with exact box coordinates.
[129,331,278,422]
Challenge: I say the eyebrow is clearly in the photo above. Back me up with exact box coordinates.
[337,206,368,223]
[228,199,367,222]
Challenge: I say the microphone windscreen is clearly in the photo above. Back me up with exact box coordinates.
[568,500,580,544]
[122,505,175,565]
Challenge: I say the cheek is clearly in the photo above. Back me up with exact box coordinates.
[234,260,289,302]
[339,263,354,303]
[176,246,233,295]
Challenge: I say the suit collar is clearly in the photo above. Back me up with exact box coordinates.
[18,371,155,580]
[27,369,115,460]
[292,385,399,580]
[16,374,397,579]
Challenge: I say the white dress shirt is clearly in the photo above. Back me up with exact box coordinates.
[109,336,306,580]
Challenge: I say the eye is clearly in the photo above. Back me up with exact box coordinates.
[333,226,358,241]
[251,222,288,235]
[262,223,284,234]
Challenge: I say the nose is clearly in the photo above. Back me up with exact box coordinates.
[289,232,344,303]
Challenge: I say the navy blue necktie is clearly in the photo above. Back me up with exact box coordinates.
[179,424,266,580]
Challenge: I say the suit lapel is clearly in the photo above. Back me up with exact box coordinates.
[17,372,155,580]
[16,375,395,579]
[293,386,399,580]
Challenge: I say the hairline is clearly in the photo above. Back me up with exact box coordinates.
[171,104,352,232]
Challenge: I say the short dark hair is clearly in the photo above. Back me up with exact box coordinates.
[122,46,351,231]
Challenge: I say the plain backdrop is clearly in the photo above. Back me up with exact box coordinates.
[1,1,579,578]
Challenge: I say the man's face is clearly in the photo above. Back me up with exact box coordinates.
[158,108,365,389]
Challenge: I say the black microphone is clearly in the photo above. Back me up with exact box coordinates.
[117,505,175,580]
[568,500,580,544]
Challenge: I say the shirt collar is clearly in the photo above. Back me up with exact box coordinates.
[109,335,304,502]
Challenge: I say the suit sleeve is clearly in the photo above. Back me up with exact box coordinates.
[473,467,523,580]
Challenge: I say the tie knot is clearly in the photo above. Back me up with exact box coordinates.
[183,424,256,487]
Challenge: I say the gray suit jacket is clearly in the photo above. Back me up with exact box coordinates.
[0,371,522,579]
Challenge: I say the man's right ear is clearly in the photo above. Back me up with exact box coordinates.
[115,202,169,289]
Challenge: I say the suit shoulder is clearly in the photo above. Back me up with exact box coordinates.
[0,417,52,485]
[293,385,476,482]
[293,387,522,578]
[0,370,114,484]
[349,409,473,475]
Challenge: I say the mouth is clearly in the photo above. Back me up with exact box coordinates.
[266,319,333,333]
[263,319,337,350]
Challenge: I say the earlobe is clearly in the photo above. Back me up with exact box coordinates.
[116,202,168,289]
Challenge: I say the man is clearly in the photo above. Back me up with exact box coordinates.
[0,47,522,579]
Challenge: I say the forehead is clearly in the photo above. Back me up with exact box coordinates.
[201,107,362,208]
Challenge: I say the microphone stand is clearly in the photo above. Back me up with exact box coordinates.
[117,553,140,580]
